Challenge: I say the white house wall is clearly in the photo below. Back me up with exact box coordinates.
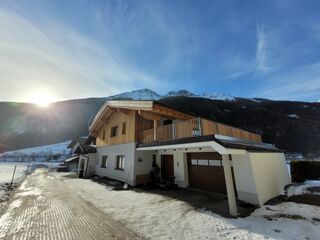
[231,154,260,205]
[95,142,136,186]
[135,150,156,176]
[249,152,291,206]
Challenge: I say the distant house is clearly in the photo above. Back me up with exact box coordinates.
[63,155,79,171]
[65,136,96,174]
[80,100,291,216]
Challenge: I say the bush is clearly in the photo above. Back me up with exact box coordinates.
[290,161,320,183]
[290,161,305,183]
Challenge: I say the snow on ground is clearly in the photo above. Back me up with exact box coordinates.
[64,176,320,240]
[0,163,28,202]
[286,180,320,197]
[287,114,300,119]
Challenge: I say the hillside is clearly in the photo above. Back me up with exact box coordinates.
[0,89,319,157]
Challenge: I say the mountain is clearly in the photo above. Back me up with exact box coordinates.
[0,89,319,158]
[107,88,235,101]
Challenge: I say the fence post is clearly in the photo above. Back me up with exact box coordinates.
[10,165,17,187]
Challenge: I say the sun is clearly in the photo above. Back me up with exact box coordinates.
[27,89,57,107]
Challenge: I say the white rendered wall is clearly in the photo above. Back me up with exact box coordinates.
[232,154,260,205]
[95,142,136,186]
[135,150,156,176]
[249,152,291,206]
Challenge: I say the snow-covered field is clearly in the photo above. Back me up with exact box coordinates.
[0,163,28,203]
[0,140,72,162]
[0,162,60,204]
[64,176,320,240]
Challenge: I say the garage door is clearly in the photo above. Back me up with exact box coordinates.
[187,152,227,194]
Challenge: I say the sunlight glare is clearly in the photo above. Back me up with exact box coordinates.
[27,89,57,107]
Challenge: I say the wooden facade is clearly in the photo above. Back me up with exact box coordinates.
[91,101,262,148]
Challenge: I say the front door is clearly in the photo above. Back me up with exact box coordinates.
[161,155,174,179]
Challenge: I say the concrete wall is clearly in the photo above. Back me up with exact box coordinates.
[232,154,259,205]
[249,152,291,206]
[95,142,136,185]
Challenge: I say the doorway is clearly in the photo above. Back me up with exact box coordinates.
[161,155,174,179]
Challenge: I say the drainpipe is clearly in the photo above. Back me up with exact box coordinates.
[172,123,176,140]
[197,117,202,136]
[153,120,157,142]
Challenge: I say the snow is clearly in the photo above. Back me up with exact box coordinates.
[107,88,235,101]
[287,114,299,119]
[64,176,320,240]
[108,88,161,100]
[0,140,72,162]
[249,98,262,103]
[286,180,320,197]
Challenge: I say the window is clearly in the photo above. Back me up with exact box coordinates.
[122,122,126,135]
[190,159,222,167]
[102,129,106,140]
[116,155,125,170]
[101,155,108,168]
[110,126,118,137]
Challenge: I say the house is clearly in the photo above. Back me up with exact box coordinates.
[68,137,97,178]
[63,155,79,172]
[83,100,291,216]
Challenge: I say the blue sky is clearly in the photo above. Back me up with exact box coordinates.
[0,0,320,102]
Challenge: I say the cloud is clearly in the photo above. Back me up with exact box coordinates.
[256,62,320,101]
[256,24,271,73]
[0,7,159,102]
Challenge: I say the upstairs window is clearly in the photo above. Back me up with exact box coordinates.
[122,122,126,135]
[116,155,125,170]
[101,155,108,168]
[110,126,118,137]
[102,129,106,140]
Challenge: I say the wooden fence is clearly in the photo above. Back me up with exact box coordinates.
[138,118,262,144]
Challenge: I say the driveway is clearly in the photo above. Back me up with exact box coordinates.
[0,169,140,240]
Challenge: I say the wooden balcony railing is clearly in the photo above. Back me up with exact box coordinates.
[138,118,262,144]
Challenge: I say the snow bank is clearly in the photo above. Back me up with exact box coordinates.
[287,114,299,119]
[64,177,320,240]
[286,180,320,197]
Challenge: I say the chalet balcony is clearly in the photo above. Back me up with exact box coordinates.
[138,118,262,145]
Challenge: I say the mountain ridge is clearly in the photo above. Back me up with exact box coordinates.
[0,88,319,157]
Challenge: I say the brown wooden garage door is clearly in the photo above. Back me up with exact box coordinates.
[187,152,227,194]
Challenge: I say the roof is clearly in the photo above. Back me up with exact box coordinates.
[89,100,194,136]
[73,143,97,154]
[137,134,283,153]
[64,155,79,163]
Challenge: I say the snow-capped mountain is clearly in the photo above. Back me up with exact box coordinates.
[107,88,235,101]
[107,89,161,100]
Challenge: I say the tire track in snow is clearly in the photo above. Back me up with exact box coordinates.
[0,170,141,240]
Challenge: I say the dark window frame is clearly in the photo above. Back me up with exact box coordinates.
[102,129,106,140]
[110,125,118,137]
[116,155,125,170]
[122,122,126,135]
[101,155,108,168]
